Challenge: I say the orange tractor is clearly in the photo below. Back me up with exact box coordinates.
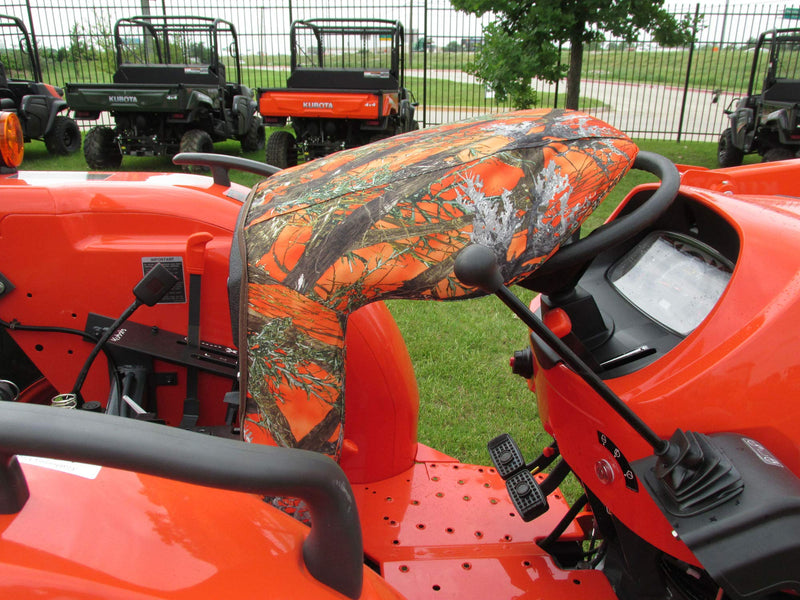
[0,108,798,599]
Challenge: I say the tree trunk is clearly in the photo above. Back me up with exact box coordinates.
[565,24,585,110]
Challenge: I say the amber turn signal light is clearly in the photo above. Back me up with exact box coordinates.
[0,112,24,168]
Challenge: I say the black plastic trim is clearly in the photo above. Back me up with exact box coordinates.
[634,432,800,599]
[172,152,280,186]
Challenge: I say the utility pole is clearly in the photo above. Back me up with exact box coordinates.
[719,0,730,48]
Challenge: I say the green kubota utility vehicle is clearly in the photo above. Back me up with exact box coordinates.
[66,16,264,170]
[718,28,800,166]
[0,14,80,155]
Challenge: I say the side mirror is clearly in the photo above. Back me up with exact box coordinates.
[723,97,740,115]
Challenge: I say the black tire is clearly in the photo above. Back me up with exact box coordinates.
[240,116,265,152]
[44,115,82,155]
[83,126,122,170]
[266,130,297,169]
[717,128,744,168]
[179,129,214,173]
[761,146,795,163]
[368,133,390,144]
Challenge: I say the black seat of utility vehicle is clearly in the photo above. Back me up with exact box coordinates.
[287,67,397,91]
[761,79,800,104]
[114,64,225,86]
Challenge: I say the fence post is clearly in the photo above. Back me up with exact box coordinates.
[553,42,562,109]
[422,0,428,127]
[24,0,42,82]
[677,3,701,143]
[408,2,413,71]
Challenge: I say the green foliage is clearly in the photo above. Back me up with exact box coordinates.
[0,48,34,80]
[68,23,92,62]
[449,0,699,108]
[464,21,562,108]
[87,14,116,59]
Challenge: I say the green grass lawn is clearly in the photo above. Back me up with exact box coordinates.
[19,137,270,189]
[16,130,728,494]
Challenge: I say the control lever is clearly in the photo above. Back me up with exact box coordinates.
[454,244,748,523]
[70,263,178,407]
[453,244,669,455]
[0,380,19,402]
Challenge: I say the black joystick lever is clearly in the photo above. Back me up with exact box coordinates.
[70,263,179,407]
[457,245,751,537]
[454,244,669,455]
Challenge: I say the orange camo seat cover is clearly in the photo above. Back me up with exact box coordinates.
[238,108,637,458]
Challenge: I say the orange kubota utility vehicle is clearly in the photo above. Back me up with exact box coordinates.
[0,107,798,600]
[259,18,417,168]
[0,15,80,156]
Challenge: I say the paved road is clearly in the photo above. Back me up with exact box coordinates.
[411,69,731,142]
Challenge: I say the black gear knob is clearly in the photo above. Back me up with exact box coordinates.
[454,244,504,292]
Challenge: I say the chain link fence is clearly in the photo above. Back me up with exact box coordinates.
[1,0,797,140]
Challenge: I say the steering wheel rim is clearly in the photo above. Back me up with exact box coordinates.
[532,151,680,277]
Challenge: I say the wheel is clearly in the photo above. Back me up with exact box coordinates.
[44,115,81,155]
[717,128,744,168]
[761,146,795,163]
[266,130,298,169]
[524,151,680,289]
[240,116,265,152]
[179,129,214,173]
[368,133,390,144]
[83,126,122,170]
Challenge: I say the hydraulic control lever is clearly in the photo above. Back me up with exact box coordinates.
[455,244,749,531]
[70,263,178,407]
[454,244,669,455]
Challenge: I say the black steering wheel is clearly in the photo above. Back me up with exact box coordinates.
[523,151,680,292]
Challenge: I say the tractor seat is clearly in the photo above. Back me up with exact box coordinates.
[234,108,638,458]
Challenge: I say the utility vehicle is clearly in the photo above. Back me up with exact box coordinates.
[259,19,417,168]
[0,15,80,155]
[0,108,797,599]
[718,27,800,166]
[65,15,264,170]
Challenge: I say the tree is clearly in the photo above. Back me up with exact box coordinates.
[450,0,698,109]
[68,24,91,62]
